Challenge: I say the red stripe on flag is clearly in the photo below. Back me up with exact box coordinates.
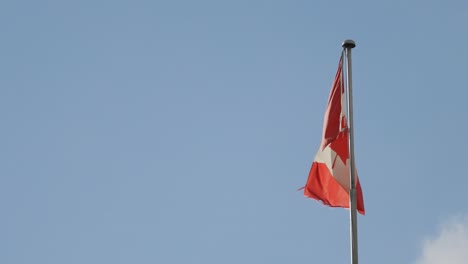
[305,162,365,214]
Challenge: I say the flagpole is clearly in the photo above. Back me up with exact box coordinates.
[342,39,359,264]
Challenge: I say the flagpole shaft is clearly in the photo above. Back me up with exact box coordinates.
[342,39,358,264]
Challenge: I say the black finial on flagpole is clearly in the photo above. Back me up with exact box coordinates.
[342,39,356,49]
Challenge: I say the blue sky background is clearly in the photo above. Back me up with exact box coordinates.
[2,1,468,263]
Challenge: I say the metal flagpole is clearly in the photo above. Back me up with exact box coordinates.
[342,39,359,264]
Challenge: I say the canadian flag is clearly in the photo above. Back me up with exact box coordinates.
[304,58,365,215]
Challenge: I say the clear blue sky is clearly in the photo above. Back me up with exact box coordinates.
[2,1,468,263]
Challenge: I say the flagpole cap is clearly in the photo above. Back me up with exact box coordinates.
[342,39,356,49]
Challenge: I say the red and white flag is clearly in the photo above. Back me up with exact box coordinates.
[304,58,365,214]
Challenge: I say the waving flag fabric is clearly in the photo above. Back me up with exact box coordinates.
[304,58,365,214]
